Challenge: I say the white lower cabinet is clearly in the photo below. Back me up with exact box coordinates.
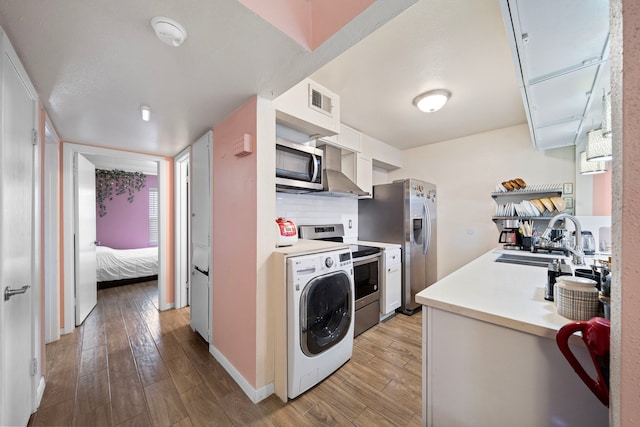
[381,247,401,319]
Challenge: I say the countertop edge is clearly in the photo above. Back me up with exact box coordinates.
[420,298,559,340]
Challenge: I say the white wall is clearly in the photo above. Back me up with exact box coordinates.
[389,124,575,278]
[276,193,359,239]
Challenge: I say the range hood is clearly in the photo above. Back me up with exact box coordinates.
[317,144,370,197]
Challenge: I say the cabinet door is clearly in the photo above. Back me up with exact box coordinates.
[339,124,362,152]
[383,263,402,314]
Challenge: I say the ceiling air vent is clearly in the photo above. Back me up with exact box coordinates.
[309,83,334,117]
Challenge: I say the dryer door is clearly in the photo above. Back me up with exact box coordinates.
[300,271,352,356]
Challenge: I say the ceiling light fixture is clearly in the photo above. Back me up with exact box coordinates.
[580,151,606,175]
[141,106,151,122]
[413,89,451,113]
[586,128,612,162]
[151,16,187,47]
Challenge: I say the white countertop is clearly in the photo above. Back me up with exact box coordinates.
[415,249,590,339]
[272,239,348,255]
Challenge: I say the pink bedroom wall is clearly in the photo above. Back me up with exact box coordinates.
[212,97,258,386]
[592,167,612,216]
[237,0,374,50]
[96,175,157,249]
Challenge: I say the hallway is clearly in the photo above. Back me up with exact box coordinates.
[30,281,422,426]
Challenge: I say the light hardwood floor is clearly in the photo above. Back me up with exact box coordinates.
[30,281,422,426]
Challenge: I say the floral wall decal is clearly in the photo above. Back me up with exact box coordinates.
[96,169,147,217]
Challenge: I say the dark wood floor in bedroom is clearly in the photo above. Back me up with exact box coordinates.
[30,281,423,426]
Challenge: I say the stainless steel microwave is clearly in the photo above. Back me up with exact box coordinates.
[276,138,323,193]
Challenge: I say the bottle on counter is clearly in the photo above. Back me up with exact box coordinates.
[546,259,572,301]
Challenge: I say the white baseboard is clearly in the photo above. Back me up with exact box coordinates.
[209,344,274,403]
[35,376,45,408]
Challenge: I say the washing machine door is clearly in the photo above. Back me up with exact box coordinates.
[300,271,352,356]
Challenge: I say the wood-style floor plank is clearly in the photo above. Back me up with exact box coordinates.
[79,344,108,376]
[74,402,112,427]
[218,390,276,427]
[164,354,203,393]
[143,378,190,427]
[257,395,311,427]
[75,368,110,415]
[136,350,170,387]
[31,398,75,426]
[110,375,148,426]
[113,411,153,427]
[179,383,234,426]
[303,400,354,426]
[38,367,78,410]
[30,281,424,427]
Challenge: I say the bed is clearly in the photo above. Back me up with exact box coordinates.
[96,245,159,285]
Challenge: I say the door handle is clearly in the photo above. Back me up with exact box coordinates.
[4,285,30,301]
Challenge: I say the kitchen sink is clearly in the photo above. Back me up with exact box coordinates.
[494,253,561,268]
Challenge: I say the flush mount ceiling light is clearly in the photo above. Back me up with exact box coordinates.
[151,16,187,47]
[141,105,151,122]
[586,128,612,162]
[413,89,451,113]
[580,151,606,175]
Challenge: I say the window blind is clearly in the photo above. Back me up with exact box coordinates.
[149,188,158,246]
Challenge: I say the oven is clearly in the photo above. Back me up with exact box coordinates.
[351,249,381,336]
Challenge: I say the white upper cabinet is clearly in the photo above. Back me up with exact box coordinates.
[274,78,340,138]
[500,0,610,150]
[318,122,362,152]
[361,133,402,170]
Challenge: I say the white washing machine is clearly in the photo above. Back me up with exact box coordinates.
[287,247,354,399]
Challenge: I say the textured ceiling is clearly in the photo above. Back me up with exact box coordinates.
[312,0,527,150]
[0,0,415,156]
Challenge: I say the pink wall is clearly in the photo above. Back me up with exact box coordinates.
[96,174,157,249]
[237,0,374,50]
[617,0,640,423]
[238,0,309,49]
[592,167,612,216]
[212,97,258,386]
[310,0,375,50]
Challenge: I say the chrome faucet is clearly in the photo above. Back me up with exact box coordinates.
[540,213,585,265]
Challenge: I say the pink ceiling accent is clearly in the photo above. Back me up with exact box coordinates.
[237,0,375,50]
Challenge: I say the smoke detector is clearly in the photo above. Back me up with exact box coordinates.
[151,16,187,47]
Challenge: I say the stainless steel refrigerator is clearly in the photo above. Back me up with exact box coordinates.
[358,179,437,314]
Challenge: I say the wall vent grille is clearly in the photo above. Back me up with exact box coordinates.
[309,84,333,117]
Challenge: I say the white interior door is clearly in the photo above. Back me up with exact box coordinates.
[1,47,36,426]
[174,149,190,309]
[74,153,97,325]
[190,131,211,341]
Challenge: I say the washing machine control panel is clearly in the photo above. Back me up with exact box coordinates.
[288,249,353,290]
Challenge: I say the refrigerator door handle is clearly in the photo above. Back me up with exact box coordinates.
[423,202,432,255]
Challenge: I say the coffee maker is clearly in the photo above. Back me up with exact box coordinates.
[499,220,522,249]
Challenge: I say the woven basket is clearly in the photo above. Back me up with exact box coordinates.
[555,284,599,321]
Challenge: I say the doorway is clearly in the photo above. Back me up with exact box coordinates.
[174,148,190,309]
[61,144,170,334]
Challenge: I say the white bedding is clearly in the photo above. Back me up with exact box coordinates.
[96,246,158,282]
